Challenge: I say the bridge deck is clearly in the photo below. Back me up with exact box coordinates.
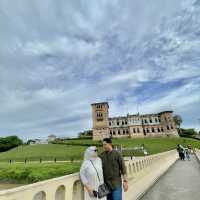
[140,155,200,200]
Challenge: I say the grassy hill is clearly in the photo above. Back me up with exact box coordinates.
[0,144,87,162]
[0,137,199,162]
[0,137,199,184]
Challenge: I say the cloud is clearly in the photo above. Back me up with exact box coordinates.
[0,0,199,140]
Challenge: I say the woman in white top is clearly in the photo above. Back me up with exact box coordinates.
[80,146,106,200]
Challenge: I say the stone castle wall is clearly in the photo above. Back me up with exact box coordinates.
[91,102,179,140]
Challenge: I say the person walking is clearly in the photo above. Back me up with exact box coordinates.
[100,138,128,200]
[80,146,106,200]
[184,147,190,161]
[177,144,185,160]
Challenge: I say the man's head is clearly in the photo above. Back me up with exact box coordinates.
[103,138,113,152]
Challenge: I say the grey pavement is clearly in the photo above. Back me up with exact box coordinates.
[140,155,200,200]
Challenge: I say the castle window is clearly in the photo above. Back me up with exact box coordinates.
[133,128,136,133]
[137,128,140,133]
[158,128,160,132]
[152,127,155,132]
[126,130,129,134]
[167,125,170,130]
[161,127,164,132]
[155,118,158,122]
[118,130,121,135]
[109,122,111,126]
[122,121,124,125]
[171,125,174,129]
[147,129,149,133]
[96,112,103,121]
[123,130,125,135]
[149,119,152,123]
[125,121,127,125]
[117,121,119,126]
[145,119,148,124]
[113,131,116,135]
[110,131,112,135]
[158,118,161,122]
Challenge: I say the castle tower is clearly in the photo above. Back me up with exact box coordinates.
[159,111,179,137]
[91,102,110,140]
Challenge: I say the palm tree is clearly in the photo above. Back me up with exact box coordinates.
[173,115,183,134]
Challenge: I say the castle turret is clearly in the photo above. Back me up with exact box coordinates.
[91,102,110,140]
[159,111,179,137]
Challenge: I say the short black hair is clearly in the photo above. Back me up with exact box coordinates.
[103,138,112,144]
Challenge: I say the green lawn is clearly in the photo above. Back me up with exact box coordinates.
[0,162,81,184]
[0,144,87,162]
[113,137,200,154]
[0,137,199,184]
[61,137,200,155]
[0,138,199,162]
[60,139,101,146]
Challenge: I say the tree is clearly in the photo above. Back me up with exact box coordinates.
[0,136,23,152]
[78,130,93,138]
[173,115,183,134]
[179,128,197,138]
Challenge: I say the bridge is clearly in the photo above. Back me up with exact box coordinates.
[0,149,200,200]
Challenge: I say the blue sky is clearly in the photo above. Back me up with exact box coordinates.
[0,0,200,140]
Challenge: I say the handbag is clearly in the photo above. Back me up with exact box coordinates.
[90,160,111,198]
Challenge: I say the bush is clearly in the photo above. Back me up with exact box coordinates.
[179,128,197,138]
[0,136,23,152]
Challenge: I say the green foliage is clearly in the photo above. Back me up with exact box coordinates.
[0,136,23,152]
[0,162,81,183]
[173,115,183,135]
[179,128,197,138]
[78,130,93,138]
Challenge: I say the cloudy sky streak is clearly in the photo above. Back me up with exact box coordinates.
[0,0,200,140]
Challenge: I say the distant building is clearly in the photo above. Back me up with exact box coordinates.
[91,102,179,140]
[29,139,48,145]
[48,134,57,143]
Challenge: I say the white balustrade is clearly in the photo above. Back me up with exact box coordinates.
[0,150,179,200]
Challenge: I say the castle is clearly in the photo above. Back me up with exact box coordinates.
[91,102,179,140]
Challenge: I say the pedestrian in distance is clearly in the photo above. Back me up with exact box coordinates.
[184,147,190,161]
[177,144,185,160]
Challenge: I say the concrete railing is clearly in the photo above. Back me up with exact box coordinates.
[0,150,178,200]
[124,150,178,200]
[195,148,200,162]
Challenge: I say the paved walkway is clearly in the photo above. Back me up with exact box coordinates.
[140,155,200,200]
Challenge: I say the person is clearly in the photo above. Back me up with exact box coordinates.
[184,147,190,161]
[177,144,185,160]
[144,150,148,156]
[100,138,128,200]
[80,146,106,200]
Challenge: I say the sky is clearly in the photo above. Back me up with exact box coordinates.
[0,0,200,141]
